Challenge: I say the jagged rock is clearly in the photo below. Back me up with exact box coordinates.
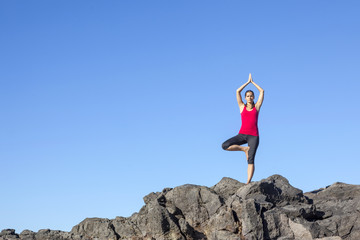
[36,229,77,240]
[315,237,342,240]
[3,174,360,240]
[240,198,264,240]
[211,177,244,201]
[304,182,360,240]
[263,210,294,239]
[18,230,35,240]
[0,229,18,239]
[0,228,79,240]
[205,205,240,240]
[164,184,223,228]
[235,175,308,207]
[129,199,185,240]
[71,218,118,240]
[111,216,142,239]
[289,219,313,239]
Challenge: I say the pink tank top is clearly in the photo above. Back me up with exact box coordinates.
[239,106,259,136]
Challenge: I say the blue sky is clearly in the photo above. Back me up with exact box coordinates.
[1,0,360,233]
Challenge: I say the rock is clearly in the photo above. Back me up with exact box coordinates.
[315,237,342,240]
[18,230,35,240]
[3,174,360,240]
[35,229,78,240]
[211,177,244,201]
[236,175,308,207]
[129,199,185,240]
[111,216,142,239]
[164,184,223,228]
[305,182,360,240]
[206,205,240,238]
[262,209,294,239]
[240,198,264,240]
[289,219,313,239]
[0,229,19,239]
[71,218,118,240]
[143,191,161,205]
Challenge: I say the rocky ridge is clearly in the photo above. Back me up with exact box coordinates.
[1,174,359,240]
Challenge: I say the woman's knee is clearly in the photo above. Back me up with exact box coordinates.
[247,157,255,164]
[247,148,257,164]
[222,142,230,150]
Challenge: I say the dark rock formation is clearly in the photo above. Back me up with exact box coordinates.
[1,174,359,240]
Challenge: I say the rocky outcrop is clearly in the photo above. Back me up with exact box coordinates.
[1,175,359,240]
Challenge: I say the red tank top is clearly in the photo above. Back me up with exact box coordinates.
[239,106,259,136]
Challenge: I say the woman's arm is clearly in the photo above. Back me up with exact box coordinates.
[250,78,264,111]
[236,74,251,108]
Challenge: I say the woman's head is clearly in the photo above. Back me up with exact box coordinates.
[245,90,255,106]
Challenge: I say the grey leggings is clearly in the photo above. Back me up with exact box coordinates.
[222,134,259,164]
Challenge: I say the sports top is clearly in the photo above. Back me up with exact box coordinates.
[239,106,259,136]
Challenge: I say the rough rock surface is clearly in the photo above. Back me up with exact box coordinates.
[1,174,360,240]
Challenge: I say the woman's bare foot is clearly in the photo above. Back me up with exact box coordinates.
[225,145,250,161]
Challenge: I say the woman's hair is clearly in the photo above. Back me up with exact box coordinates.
[245,90,255,97]
[245,90,255,107]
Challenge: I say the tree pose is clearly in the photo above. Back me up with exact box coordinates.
[222,73,264,184]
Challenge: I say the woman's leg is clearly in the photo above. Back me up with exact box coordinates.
[222,134,248,158]
[246,136,259,184]
[226,145,250,160]
[246,164,255,184]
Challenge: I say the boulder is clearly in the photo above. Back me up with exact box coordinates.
[304,182,360,240]
[0,229,18,239]
[211,177,244,201]
[71,218,118,240]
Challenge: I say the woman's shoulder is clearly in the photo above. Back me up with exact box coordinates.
[255,103,261,113]
[239,103,246,113]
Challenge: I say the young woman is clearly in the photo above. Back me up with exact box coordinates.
[222,73,264,184]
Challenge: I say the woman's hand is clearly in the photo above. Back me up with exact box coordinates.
[237,73,252,108]
[247,73,252,83]
[249,74,265,112]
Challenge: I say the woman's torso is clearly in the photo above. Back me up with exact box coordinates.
[239,105,259,136]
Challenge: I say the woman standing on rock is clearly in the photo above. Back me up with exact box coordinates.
[222,73,264,184]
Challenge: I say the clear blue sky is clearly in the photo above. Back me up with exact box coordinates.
[1,0,359,233]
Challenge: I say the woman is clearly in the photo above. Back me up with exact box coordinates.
[222,73,264,184]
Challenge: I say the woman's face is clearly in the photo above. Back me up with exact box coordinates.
[245,92,254,103]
